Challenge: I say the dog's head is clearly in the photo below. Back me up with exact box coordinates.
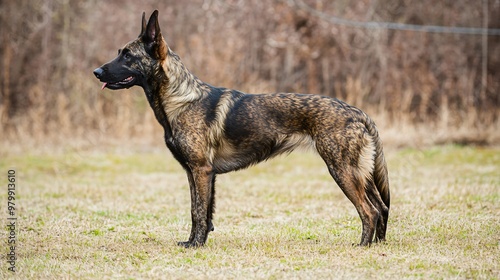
[93,10,167,90]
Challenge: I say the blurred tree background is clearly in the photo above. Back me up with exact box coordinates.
[1,0,499,145]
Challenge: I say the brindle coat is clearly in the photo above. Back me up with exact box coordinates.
[94,10,390,248]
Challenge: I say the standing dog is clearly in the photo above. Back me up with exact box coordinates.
[94,10,390,247]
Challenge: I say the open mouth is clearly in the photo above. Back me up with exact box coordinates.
[101,76,135,90]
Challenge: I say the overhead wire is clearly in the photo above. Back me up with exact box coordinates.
[292,0,500,36]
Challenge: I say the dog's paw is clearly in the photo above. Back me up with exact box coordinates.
[177,240,203,248]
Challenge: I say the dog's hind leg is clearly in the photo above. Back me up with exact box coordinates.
[328,165,379,246]
[365,180,389,242]
[316,133,379,246]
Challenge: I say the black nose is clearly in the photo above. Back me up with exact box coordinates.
[93,67,104,79]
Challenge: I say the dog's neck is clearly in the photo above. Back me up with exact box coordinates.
[162,49,209,121]
[142,48,209,133]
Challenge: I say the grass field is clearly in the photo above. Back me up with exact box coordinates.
[1,144,499,279]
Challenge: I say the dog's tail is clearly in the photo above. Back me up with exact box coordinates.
[362,115,390,209]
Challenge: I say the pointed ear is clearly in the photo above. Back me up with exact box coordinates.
[138,11,146,38]
[142,10,161,45]
[141,10,166,60]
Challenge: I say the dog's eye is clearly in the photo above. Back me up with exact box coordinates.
[122,50,132,60]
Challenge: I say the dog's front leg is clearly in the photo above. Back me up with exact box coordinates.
[180,170,197,245]
[178,165,215,248]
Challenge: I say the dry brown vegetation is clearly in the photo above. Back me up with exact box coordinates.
[0,0,499,146]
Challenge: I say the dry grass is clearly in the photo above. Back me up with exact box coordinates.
[1,144,499,279]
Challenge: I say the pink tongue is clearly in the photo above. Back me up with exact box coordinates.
[101,83,107,90]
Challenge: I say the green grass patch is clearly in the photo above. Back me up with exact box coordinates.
[0,145,498,279]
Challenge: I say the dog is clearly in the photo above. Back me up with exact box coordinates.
[93,10,390,248]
